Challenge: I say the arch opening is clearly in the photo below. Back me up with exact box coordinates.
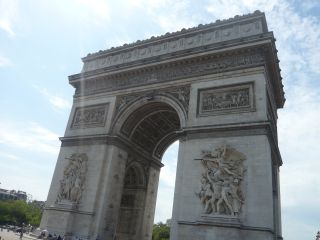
[117,162,147,237]
[115,100,183,239]
[154,141,179,225]
[119,100,183,160]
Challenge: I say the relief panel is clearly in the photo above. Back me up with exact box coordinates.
[195,144,246,216]
[198,83,254,116]
[71,103,109,129]
[56,153,88,204]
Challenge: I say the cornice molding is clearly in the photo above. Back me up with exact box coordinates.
[68,11,284,108]
[71,47,265,94]
[79,11,268,72]
[59,119,282,166]
[180,121,282,166]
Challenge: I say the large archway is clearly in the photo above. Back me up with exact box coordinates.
[113,99,183,239]
[40,11,284,240]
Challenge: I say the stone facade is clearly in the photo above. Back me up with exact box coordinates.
[41,10,284,240]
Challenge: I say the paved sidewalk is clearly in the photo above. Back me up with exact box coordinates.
[0,230,37,240]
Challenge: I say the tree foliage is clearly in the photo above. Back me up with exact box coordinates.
[0,200,42,226]
[152,222,170,240]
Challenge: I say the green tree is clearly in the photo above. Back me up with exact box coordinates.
[0,200,42,226]
[152,222,170,240]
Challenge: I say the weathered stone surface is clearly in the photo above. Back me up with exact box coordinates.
[80,11,266,72]
[41,11,284,240]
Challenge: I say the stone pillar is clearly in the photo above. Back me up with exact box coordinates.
[171,136,276,240]
[169,70,282,240]
[140,166,161,240]
[91,145,128,240]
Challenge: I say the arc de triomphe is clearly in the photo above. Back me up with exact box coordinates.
[40,11,285,240]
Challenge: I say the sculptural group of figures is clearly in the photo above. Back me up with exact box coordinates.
[57,153,88,204]
[202,89,249,111]
[196,145,245,216]
[74,108,106,126]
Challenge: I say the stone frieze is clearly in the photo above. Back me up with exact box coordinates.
[198,83,254,116]
[71,103,109,129]
[82,13,265,72]
[75,50,264,96]
[115,85,190,117]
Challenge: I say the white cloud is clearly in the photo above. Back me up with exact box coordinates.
[267,2,320,77]
[0,55,12,67]
[155,142,178,222]
[0,121,60,155]
[0,0,19,37]
[154,185,175,223]
[300,0,319,12]
[204,0,320,78]
[0,19,15,37]
[159,161,177,188]
[0,151,21,160]
[151,1,196,32]
[123,0,200,33]
[33,85,72,111]
[282,213,318,240]
[77,0,110,21]
[52,0,111,27]
[278,81,320,212]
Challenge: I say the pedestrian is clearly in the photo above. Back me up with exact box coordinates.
[20,231,23,239]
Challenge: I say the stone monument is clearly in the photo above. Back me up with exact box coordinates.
[40,10,284,240]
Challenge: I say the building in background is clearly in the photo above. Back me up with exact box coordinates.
[0,188,27,201]
[32,200,46,210]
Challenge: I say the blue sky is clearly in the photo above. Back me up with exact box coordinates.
[0,0,319,239]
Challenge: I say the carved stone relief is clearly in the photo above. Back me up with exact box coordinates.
[56,153,88,204]
[198,83,254,116]
[195,145,246,216]
[81,12,264,72]
[71,103,109,129]
[115,85,190,117]
[74,50,265,96]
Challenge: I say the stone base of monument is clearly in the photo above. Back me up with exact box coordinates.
[197,214,241,227]
[177,215,241,229]
[55,200,78,210]
[40,202,76,238]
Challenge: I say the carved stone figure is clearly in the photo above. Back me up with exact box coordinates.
[196,145,246,216]
[71,104,109,129]
[57,153,88,204]
[115,85,190,117]
[201,88,250,112]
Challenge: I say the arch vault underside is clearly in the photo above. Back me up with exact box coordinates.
[40,11,285,240]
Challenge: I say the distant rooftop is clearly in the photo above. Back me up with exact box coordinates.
[0,188,27,201]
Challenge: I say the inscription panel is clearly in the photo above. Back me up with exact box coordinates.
[71,103,109,129]
[198,83,254,116]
